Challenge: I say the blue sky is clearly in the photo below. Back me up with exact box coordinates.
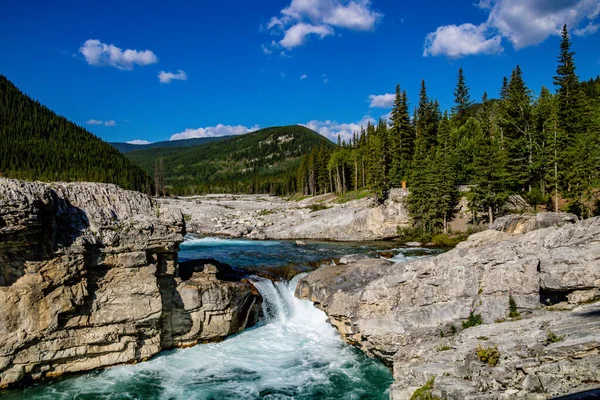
[1,0,599,144]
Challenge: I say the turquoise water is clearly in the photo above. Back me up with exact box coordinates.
[2,238,440,400]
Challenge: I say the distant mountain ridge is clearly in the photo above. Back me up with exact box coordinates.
[110,136,233,153]
[0,75,150,192]
[125,125,334,195]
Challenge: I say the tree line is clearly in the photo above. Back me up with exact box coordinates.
[0,75,151,192]
[297,25,600,233]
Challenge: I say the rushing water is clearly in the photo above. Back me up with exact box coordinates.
[4,238,441,400]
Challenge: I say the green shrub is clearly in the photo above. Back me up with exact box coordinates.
[508,294,521,318]
[410,377,441,400]
[545,330,565,344]
[462,312,483,329]
[475,345,500,367]
[397,226,433,244]
[477,336,489,341]
[307,203,329,212]
[437,344,452,352]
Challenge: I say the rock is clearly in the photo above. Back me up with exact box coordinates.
[404,242,423,247]
[567,289,600,304]
[490,212,578,234]
[158,188,411,241]
[339,254,371,265]
[296,240,307,246]
[296,216,600,399]
[0,178,261,389]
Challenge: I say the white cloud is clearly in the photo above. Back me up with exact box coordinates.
[574,22,599,36]
[424,0,600,57]
[368,93,395,108]
[86,119,103,125]
[127,140,152,145]
[170,124,260,141]
[79,39,158,70]
[104,120,117,126]
[158,70,188,84]
[262,44,274,55]
[265,0,382,50]
[302,115,375,142]
[323,73,329,84]
[300,74,308,80]
[280,72,287,79]
[424,23,503,58]
[280,23,333,48]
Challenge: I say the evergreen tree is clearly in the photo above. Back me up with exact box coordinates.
[500,65,533,191]
[452,67,473,123]
[553,24,595,213]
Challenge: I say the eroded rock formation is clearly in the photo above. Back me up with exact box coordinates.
[0,178,260,388]
[158,189,410,241]
[296,216,600,399]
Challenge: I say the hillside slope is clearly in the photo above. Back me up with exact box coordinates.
[110,135,232,153]
[127,125,333,195]
[0,75,150,192]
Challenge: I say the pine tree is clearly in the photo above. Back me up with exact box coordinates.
[553,24,594,214]
[500,65,533,191]
[452,67,473,123]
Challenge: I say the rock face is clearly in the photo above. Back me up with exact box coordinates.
[158,189,410,241]
[490,212,578,234]
[296,216,600,399]
[0,178,260,388]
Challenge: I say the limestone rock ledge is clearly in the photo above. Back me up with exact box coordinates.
[296,216,600,399]
[0,178,260,388]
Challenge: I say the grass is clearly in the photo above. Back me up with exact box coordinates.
[545,330,565,345]
[287,193,309,202]
[475,344,500,367]
[333,189,373,204]
[183,214,192,221]
[437,344,452,351]
[257,209,276,216]
[307,203,330,212]
[410,377,441,400]
[477,336,489,341]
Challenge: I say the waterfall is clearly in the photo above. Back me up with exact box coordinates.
[250,274,306,324]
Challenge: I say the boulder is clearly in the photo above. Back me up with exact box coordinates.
[297,216,600,398]
[490,212,578,234]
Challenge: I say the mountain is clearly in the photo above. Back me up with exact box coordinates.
[110,136,233,153]
[125,125,333,195]
[0,75,151,192]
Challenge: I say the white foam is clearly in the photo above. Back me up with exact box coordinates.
[181,236,282,247]
[21,275,390,399]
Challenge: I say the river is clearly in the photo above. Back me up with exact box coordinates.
[3,237,440,400]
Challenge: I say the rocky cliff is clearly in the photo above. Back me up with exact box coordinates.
[296,214,600,399]
[0,178,260,388]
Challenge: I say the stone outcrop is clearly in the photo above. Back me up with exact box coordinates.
[296,215,600,399]
[0,178,260,388]
[158,189,410,241]
[490,212,578,234]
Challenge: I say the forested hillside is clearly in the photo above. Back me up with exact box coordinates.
[110,136,231,153]
[0,75,151,192]
[297,25,600,227]
[126,125,333,195]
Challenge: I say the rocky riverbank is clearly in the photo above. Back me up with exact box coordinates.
[0,178,261,388]
[158,189,410,241]
[296,214,600,399]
